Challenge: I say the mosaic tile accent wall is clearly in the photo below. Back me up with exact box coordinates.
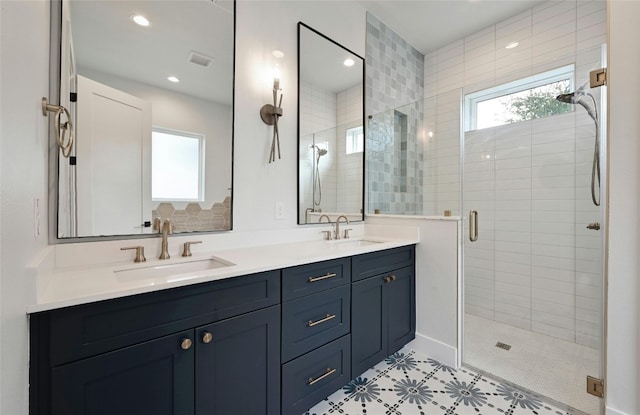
[152,197,231,232]
[366,13,424,215]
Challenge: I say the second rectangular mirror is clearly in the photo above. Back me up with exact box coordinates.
[297,22,365,225]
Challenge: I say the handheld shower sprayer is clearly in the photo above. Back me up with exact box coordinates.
[556,84,601,206]
[310,144,328,211]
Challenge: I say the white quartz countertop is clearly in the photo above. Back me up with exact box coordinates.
[28,235,418,313]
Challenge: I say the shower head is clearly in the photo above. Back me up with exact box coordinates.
[310,144,328,157]
[555,88,598,123]
[556,92,576,104]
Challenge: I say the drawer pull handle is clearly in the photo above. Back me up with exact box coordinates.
[308,313,336,327]
[308,272,337,283]
[308,367,337,386]
[202,332,213,344]
[181,338,192,350]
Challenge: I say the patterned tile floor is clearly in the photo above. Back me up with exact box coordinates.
[305,348,577,415]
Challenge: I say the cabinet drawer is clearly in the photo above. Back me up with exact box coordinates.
[352,245,415,282]
[281,335,351,415]
[282,257,350,300]
[47,270,280,366]
[282,285,350,362]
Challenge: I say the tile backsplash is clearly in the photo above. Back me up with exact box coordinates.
[152,197,231,232]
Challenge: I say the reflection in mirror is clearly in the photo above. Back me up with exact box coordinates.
[55,0,234,239]
[297,23,365,225]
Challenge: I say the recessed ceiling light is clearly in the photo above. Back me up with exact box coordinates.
[343,58,355,67]
[167,76,180,83]
[505,41,519,49]
[131,14,151,27]
[272,50,285,59]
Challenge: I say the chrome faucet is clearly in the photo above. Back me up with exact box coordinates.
[334,215,350,240]
[154,218,173,259]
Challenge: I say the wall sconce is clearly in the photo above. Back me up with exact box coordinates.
[261,52,284,163]
[261,78,283,163]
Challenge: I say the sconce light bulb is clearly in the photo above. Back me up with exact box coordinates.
[274,78,280,90]
[167,76,180,83]
[343,58,355,67]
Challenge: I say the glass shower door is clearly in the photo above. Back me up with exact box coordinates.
[461,76,605,414]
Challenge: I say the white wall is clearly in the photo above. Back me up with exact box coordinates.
[606,1,640,413]
[0,2,51,414]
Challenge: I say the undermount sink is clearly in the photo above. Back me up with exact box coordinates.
[115,257,234,282]
[328,239,383,248]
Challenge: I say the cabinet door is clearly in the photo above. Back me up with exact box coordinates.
[195,306,280,415]
[386,266,416,354]
[351,275,386,377]
[51,330,194,415]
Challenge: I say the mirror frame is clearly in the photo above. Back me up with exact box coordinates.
[47,0,236,243]
[296,22,366,225]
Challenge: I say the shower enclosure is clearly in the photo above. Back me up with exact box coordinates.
[365,1,607,411]
[461,60,606,414]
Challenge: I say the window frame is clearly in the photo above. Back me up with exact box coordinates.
[345,125,364,154]
[464,64,575,132]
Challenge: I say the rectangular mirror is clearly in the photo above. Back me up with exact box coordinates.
[52,0,234,240]
[297,22,365,225]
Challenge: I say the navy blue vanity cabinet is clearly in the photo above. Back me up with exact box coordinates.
[29,271,281,415]
[281,258,352,415]
[50,330,195,415]
[351,245,416,378]
[195,306,280,415]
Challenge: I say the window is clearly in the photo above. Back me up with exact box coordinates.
[152,128,205,201]
[346,126,364,154]
[465,65,574,131]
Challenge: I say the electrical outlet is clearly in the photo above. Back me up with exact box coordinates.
[275,202,285,219]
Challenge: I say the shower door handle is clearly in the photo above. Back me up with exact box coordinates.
[469,210,479,242]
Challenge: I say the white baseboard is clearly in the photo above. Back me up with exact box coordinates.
[407,333,457,367]
[606,406,629,415]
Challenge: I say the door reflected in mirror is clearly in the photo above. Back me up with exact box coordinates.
[54,0,234,239]
[297,22,365,225]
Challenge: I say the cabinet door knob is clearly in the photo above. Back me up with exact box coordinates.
[384,276,391,283]
[390,274,397,281]
[181,338,193,350]
[202,332,213,344]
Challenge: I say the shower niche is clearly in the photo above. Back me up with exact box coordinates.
[297,22,365,224]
